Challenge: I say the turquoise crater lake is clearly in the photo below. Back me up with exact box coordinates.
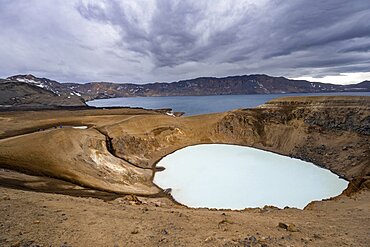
[154,144,348,209]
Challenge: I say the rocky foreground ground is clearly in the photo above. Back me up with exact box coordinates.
[0,177,369,247]
[0,96,369,246]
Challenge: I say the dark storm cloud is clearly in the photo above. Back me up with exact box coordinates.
[76,1,255,67]
[0,0,370,83]
[261,1,370,58]
[77,1,207,66]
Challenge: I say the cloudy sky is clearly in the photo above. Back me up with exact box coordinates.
[0,0,370,84]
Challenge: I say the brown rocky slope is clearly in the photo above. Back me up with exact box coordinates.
[0,96,369,194]
[104,96,369,181]
[0,96,369,246]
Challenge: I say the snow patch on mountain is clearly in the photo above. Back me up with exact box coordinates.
[12,76,60,95]
[15,78,45,88]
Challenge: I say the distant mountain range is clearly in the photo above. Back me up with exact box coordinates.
[63,75,370,100]
[1,74,369,108]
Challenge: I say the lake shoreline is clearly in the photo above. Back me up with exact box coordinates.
[87,91,370,116]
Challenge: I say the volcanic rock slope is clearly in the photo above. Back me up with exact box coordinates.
[0,96,368,194]
[103,96,369,181]
[0,107,162,195]
[0,75,86,108]
[0,96,369,246]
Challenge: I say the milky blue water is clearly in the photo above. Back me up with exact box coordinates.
[87,92,370,115]
[154,144,348,209]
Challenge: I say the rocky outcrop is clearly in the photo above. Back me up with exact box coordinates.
[214,97,370,179]
[343,176,370,195]
[0,78,86,109]
[261,96,370,135]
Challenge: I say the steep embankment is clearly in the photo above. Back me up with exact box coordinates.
[0,128,158,195]
[0,96,368,196]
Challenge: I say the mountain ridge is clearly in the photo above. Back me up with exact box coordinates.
[3,74,370,103]
[0,75,86,108]
[67,74,370,100]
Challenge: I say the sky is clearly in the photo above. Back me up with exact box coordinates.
[0,0,370,84]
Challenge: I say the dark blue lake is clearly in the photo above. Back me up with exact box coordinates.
[87,92,370,116]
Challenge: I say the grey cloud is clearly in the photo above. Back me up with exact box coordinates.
[76,0,370,75]
[77,1,207,66]
[0,0,369,83]
[340,43,370,53]
[262,1,370,59]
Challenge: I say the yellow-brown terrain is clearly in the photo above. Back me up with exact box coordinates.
[0,96,369,246]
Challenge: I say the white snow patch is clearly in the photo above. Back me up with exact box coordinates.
[72,126,88,129]
[166,112,176,117]
[16,78,44,87]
